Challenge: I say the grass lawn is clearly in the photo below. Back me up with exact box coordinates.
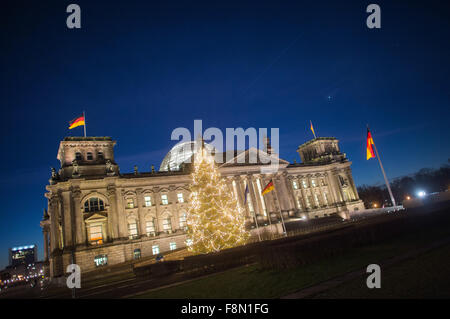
[314,242,450,299]
[132,218,450,299]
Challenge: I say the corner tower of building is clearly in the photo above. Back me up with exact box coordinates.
[297,137,345,164]
[53,136,119,182]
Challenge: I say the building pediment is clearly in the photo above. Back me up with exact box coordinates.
[84,212,107,222]
[219,147,289,168]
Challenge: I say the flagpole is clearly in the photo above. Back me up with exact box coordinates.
[83,111,87,137]
[252,209,261,242]
[370,128,396,208]
[310,120,317,139]
[273,179,287,236]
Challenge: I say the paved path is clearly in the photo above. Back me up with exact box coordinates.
[281,236,450,299]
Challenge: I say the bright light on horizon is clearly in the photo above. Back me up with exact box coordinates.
[417,191,426,198]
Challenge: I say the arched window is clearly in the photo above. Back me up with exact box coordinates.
[75,152,83,161]
[84,198,105,212]
[98,151,104,160]
[87,152,93,160]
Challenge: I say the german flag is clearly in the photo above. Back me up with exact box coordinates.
[261,180,275,195]
[310,120,316,138]
[69,115,85,129]
[366,128,375,160]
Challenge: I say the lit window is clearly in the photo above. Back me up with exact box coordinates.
[169,242,177,250]
[133,249,141,260]
[163,217,172,232]
[146,220,155,236]
[302,180,308,189]
[186,239,193,247]
[161,194,169,205]
[292,181,298,190]
[177,193,184,203]
[311,179,317,187]
[89,225,103,244]
[87,152,93,160]
[152,245,160,255]
[179,213,187,229]
[128,221,138,239]
[126,198,134,209]
[94,254,107,267]
[84,198,104,212]
[144,196,152,207]
[321,179,325,186]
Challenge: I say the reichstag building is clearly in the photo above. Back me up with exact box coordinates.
[41,135,364,277]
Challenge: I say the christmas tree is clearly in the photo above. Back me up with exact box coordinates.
[186,144,249,254]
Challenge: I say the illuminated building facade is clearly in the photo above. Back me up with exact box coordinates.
[41,136,364,277]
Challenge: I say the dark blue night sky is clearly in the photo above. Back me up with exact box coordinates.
[1,0,449,267]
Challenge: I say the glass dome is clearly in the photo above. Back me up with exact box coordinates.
[159,141,215,171]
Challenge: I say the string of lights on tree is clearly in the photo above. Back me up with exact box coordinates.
[186,144,249,254]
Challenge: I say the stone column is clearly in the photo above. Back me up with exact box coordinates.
[49,195,61,250]
[247,175,263,219]
[48,198,57,255]
[59,191,73,249]
[136,188,147,237]
[278,173,293,211]
[324,172,337,204]
[298,175,308,209]
[330,170,345,203]
[107,185,119,240]
[116,189,128,239]
[43,229,49,261]
[233,176,248,217]
[240,176,253,221]
[254,175,269,218]
[72,188,85,245]
[153,187,161,233]
[284,175,299,211]
[272,176,283,212]
[346,168,359,200]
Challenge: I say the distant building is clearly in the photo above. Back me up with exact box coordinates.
[9,245,37,267]
[41,136,364,277]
